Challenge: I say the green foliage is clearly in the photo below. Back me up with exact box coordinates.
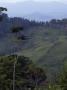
[0,55,46,90]
[58,61,67,90]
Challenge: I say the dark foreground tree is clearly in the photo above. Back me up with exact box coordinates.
[0,55,47,90]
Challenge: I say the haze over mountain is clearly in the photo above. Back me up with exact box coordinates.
[0,1,67,21]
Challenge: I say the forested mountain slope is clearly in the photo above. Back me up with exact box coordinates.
[0,14,67,81]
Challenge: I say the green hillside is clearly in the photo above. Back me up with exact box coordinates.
[0,23,67,81]
[16,26,67,81]
[0,12,67,82]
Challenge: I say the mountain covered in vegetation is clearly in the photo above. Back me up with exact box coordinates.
[0,12,67,84]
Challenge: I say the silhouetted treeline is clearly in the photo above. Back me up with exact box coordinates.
[45,19,67,29]
[1,13,67,30]
[9,17,44,29]
[9,17,67,29]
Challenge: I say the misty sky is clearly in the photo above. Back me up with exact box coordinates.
[0,0,67,20]
[0,0,67,3]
